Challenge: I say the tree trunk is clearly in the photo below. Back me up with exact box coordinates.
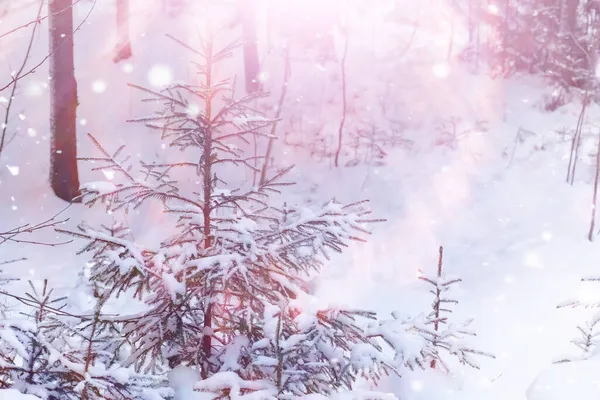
[564,0,579,34]
[113,0,132,63]
[242,0,261,94]
[201,39,214,380]
[589,130,600,242]
[49,0,80,202]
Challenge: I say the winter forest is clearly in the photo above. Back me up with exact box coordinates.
[4,0,600,398]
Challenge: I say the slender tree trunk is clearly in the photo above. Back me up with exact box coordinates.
[446,12,454,61]
[113,0,132,63]
[430,246,443,369]
[565,0,579,34]
[589,131,600,241]
[49,0,80,203]
[502,0,510,74]
[560,0,580,84]
[242,0,260,94]
[201,39,214,380]
[567,91,588,185]
[333,32,348,168]
[259,45,290,186]
[0,0,44,158]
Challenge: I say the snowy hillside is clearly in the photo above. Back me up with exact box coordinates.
[1,0,600,399]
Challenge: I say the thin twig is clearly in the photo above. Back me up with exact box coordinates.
[589,128,600,241]
[0,0,44,156]
[259,44,291,186]
[334,29,349,168]
[0,0,98,93]
[0,0,86,40]
[0,204,72,248]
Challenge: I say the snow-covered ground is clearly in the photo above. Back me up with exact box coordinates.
[2,1,600,399]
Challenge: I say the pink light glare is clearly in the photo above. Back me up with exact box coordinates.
[1,0,497,296]
[264,0,499,296]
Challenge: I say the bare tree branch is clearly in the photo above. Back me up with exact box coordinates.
[0,206,73,266]
[0,0,43,156]
[0,0,97,94]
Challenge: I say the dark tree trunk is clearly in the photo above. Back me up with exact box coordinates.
[564,0,579,34]
[49,0,80,203]
[242,0,261,94]
[113,0,132,63]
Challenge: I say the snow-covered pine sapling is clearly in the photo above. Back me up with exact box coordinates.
[0,280,147,399]
[416,246,493,371]
[555,275,600,363]
[59,33,415,398]
[419,246,460,369]
[554,312,600,363]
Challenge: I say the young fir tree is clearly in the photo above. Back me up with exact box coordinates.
[555,312,600,363]
[61,34,427,398]
[0,280,154,399]
[556,274,600,364]
[414,246,493,372]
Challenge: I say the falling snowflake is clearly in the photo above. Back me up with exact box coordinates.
[148,65,173,87]
[410,380,424,392]
[432,63,450,79]
[542,231,552,241]
[123,63,134,73]
[102,169,116,180]
[92,80,107,93]
[258,71,269,82]
[80,118,87,126]
[6,165,19,176]
[523,252,541,268]
[26,81,44,97]
[27,128,36,137]
[186,103,201,117]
